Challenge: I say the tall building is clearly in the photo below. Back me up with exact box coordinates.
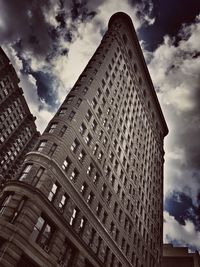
[0,47,40,185]
[0,12,168,267]
[162,244,200,267]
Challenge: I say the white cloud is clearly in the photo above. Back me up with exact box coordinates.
[147,14,200,203]
[164,211,200,250]
[6,0,154,132]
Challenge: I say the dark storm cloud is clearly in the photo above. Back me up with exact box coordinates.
[165,192,200,229]
[138,0,200,50]
[0,0,107,107]
[0,0,56,56]
[31,71,59,108]
[0,0,101,61]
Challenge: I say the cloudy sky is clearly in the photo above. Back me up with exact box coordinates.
[0,0,200,251]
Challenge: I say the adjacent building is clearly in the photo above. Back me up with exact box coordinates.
[163,244,200,267]
[0,12,168,267]
[0,47,39,185]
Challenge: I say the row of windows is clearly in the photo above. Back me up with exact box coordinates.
[0,192,95,267]
[0,125,34,170]
[18,159,142,262]
[0,75,14,102]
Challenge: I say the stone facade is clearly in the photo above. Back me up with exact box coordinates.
[0,13,168,267]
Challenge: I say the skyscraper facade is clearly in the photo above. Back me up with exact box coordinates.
[0,47,39,186]
[0,12,168,267]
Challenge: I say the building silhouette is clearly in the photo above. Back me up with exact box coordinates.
[0,12,168,267]
[0,47,39,186]
[162,244,200,267]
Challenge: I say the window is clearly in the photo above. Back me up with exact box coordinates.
[93,144,98,155]
[86,109,92,121]
[59,194,68,212]
[83,86,88,95]
[89,229,96,247]
[79,123,86,135]
[96,203,102,216]
[79,217,86,234]
[105,88,109,97]
[19,164,32,181]
[47,123,57,133]
[59,125,67,137]
[98,151,103,161]
[32,167,45,186]
[89,77,93,84]
[109,151,114,163]
[97,108,102,118]
[87,191,94,204]
[105,166,111,177]
[119,209,122,222]
[115,229,119,242]
[76,98,82,107]
[96,88,101,98]
[110,175,115,187]
[107,192,112,204]
[58,108,67,116]
[103,136,108,146]
[102,97,106,107]
[70,168,79,181]
[87,164,94,176]
[96,237,102,255]
[114,202,118,215]
[69,110,75,121]
[70,208,78,226]
[98,130,103,140]
[91,98,97,109]
[102,211,108,224]
[48,143,57,157]
[65,95,74,103]
[58,238,77,266]
[121,238,125,250]
[10,197,27,223]
[107,108,111,115]
[91,120,97,132]
[30,215,54,250]
[93,172,99,185]
[102,118,107,127]
[37,140,47,152]
[71,139,79,152]
[102,79,106,88]
[101,184,106,197]
[85,133,92,145]
[78,150,86,163]
[80,182,88,195]
[62,157,71,171]
[48,182,59,201]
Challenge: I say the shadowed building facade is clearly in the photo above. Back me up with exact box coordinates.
[162,244,200,267]
[0,13,168,267]
[0,47,39,186]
